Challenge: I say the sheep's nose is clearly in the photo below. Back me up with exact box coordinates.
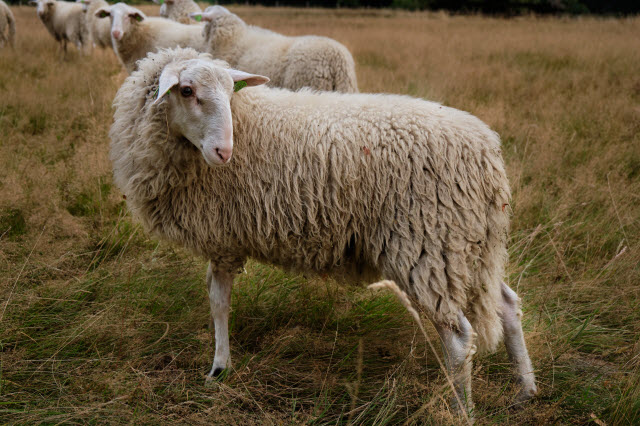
[216,147,232,164]
[111,29,122,40]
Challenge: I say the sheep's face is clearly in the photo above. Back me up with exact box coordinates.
[95,3,145,42]
[190,6,231,40]
[36,0,55,19]
[154,59,269,167]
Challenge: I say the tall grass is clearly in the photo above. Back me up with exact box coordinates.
[1,5,639,424]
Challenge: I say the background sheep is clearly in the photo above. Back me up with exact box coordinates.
[31,0,89,55]
[77,0,111,49]
[95,2,205,74]
[0,0,15,49]
[110,48,537,416]
[193,6,357,93]
[153,0,201,25]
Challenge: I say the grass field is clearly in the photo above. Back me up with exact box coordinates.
[1,4,639,424]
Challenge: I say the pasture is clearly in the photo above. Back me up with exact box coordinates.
[1,4,639,424]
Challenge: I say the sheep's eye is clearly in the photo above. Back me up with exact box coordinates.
[180,87,193,97]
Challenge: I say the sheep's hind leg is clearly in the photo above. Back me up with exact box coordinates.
[434,311,476,419]
[500,282,537,404]
[206,263,233,380]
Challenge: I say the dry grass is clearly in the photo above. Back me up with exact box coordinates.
[1,4,639,424]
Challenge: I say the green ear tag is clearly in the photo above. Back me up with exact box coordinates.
[194,14,202,22]
[135,14,143,22]
[234,81,247,92]
[159,0,164,4]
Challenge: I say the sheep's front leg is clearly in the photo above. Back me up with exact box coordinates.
[434,311,476,419]
[500,282,537,404]
[206,264,233,379]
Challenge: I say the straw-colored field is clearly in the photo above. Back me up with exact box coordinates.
[1,4,639,424]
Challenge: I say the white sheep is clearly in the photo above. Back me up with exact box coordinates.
[153,0,201,25]
[0,0,15,49]
[30,0,90,55]
[76,0,111,49]
[192,6,358,93]
[110,48,537,417]
[95,2,205,74]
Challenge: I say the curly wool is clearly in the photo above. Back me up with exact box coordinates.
[37,0,88,51]
[111,48,511,353]
[84,0,111,48]
[202,8,357,93]
[110,14,205,74]
[159,0,201,25]
[0,0,15,49]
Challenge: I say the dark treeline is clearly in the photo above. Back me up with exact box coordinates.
[218,0,640,14]
[7,0,639,15]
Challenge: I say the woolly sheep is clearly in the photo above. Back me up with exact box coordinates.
[95,2,205,74]
[153,0,201,25]
[110,48,537,417]
[77,0,111,49]
[192,6,357,93]
[30,0,89,55]
[0,0,15,49]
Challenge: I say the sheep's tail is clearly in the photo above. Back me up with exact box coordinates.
[7,10,15,49]
[467,171,511,354]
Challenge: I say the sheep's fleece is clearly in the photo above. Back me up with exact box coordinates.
[0,0,15,48]
[111,48,511,353]
[199,6,357,93]
[156,0,201,25]
[81,0,111,49]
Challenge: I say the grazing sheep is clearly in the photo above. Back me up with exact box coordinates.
[153,0,201,25]
[95,2,205,74]
[110,48,537,417]
[30,0,89,55]
[0,0,15,49]
[192,6,357,93]
[77,0,111,49]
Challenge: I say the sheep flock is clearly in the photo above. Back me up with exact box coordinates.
[7,0,538,419]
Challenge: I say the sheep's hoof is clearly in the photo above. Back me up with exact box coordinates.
[513,385,537,407]
[205,367,228,386]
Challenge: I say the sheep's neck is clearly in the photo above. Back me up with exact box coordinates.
[117,25,152,73]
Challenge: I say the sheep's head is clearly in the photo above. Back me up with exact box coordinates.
[190,6,235,40]
[151,0,171,17]
[32,0,55,19]
[95,3,145,42]
[75,0,92,13]
[153,58,269,166]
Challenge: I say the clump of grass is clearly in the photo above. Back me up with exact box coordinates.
[0,207,27,238]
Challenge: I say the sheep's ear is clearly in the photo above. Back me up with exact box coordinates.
[130,12,144,22]
[227,69,269,90]
[95,7,110,18]
[154,67,180,105]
